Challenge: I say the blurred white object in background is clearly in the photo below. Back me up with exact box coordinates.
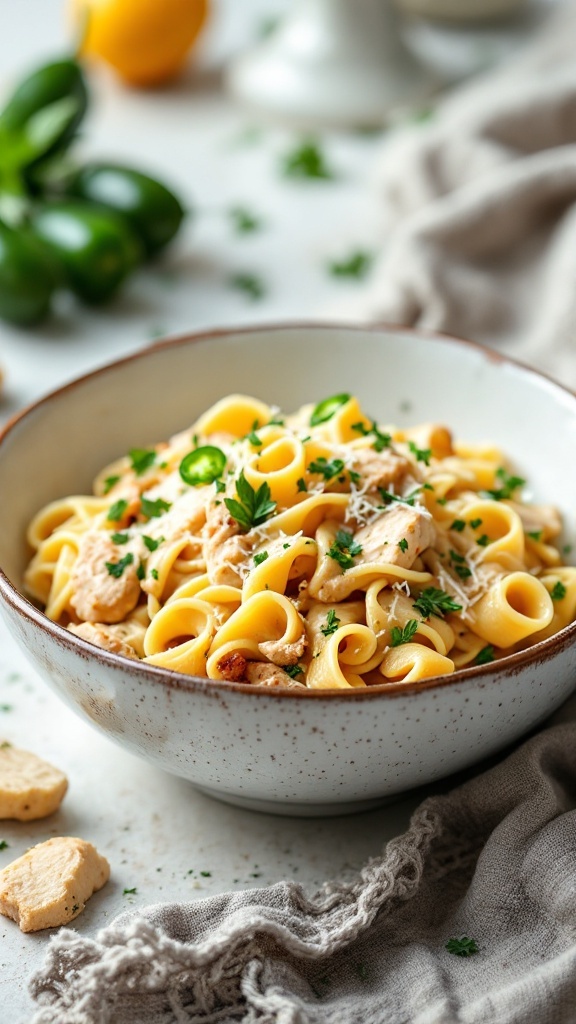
[226,0,434,128]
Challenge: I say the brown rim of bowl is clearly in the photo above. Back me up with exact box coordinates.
[1,320,575,701]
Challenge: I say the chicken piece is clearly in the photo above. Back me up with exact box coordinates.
[68,622,140,660]
[216,651,247,681]
[0,743,68,821]
[354,504,436,569]
[258,630,308,666]
[245,662,305,689]
[0,837,109,932]
[350,448,413,494]
[70,531,141,624]
[203,501,252,587]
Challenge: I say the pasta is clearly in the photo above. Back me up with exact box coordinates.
[23,393,575,689]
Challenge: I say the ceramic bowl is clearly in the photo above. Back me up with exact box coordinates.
[1,324,576,816]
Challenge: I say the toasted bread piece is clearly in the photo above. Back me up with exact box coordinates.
[0,836,110,932]
[0,742,68,821]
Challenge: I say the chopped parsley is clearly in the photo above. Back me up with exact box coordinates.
[482,467,525,501]
[200,870,212,877]
[527,530,543,542]
[469,518,483,529]
[129,448,156,476]
[141,496,172,519]
[254,551,269,567]
[103,475,120,494]
[390,619,419,646]
[105,553,134,578]
[111,532,129,545]
[379,487,421,507]
[328,250,373,279]
[143,535,164,552]
[136,561,145,581]
[224,471,277,530]
[283,664,304,678]
[229,206,263,234]
[321,609,341,636]
[551,580,567,601]
[308,457,345,480]
[0,840,9,851]
[228,272,266,300]
[475,645,495,665]
[107,498,129,522]
[437,497,448,506]
[281,139,334,180]
[150,568,159,581]
[413,587,462,618]
[297,477,308,493]
[245,422,262,447]
[450,520,466,532]
[214,479,226,494]
[408,440,431,465]
[476,534,490,547]
[445,937,479,957]
[327,529,362,571]
[310,393,350,426]
[123,887,137,896]
[398,538,409,553]
[351,420,391,451]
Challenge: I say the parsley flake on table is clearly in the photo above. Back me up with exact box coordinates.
[482,466,525,501]
[408,440,432,465]
[551,580,567,601]
[0,840,9,850]
[103,475,120,494]
[413,588,462,618]
[123,887,138,896]
[228,272,266,301]
[390,619,419,647]
[308,457,345,480]
[107,498,129,522]
[445,936,479,957]
[129,448,156,476]
[328,250,374,279]
[475,645,495,665]
[224,471,277,530]
[327,529,362,571]
[141,496,172,519]
[228,206,264,234]
[321,609,341,636]
[281,139,335,180]
[105,553,134,578]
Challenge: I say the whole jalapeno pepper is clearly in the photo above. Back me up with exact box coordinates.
[66,162,186,257]
[0,59,88,165]
[29,200,143,304]
[0,220,60,326]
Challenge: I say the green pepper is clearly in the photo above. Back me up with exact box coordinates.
[179,446,227,486]
[67,163,185,257]
[310,393,351,426]
[29,200,142,304]
[0,59,88,167]
[0,220,60,325]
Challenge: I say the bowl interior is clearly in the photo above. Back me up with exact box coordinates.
[1,323,576,589]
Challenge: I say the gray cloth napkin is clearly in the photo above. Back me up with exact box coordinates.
[336,0,576,386]
[29,716,576,1024]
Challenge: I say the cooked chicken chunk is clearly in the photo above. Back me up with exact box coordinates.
[354,504,436,569]
[245,662,305,688]
[258,630,308,666]
[350,448,413,494]
[68,622,140,660]
[203,501,251,587]
[70,531,140,624]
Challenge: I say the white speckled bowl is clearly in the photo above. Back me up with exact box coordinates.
[1,324,576,815]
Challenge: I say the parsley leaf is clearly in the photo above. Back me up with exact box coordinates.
[123,887,138,896]
[129,448,156,476]
[469,518,483,529]
[328,251,373,279]
[229,206,263,234]
[551,580,567,601]
[379,487,421,507]
[449,550,472,580]
[283,664,304,678]
[150,568,159,580]
[228,272,266,301]
[224,471,277,530]
[350,420,391,451]
[476,534,490,547]
[297,477,308,493]
[111,532,129,545]
[141,496,172,519]
[107,498,129,522]
[445,937,479,957]
[103,475,120,494]
[408,440,431,465]
[327,529,362,572]
[482,467,525,501]
[136,560,145,581]
[308,457,345,480]
[398,538,408,553]
[413,588,462,618]
[527,530,543,542]
[105,553,134,578]
[390,619,419,647]
[254,551,269,567]
[281,139,334,180]
[450,520,466,532]
[475,645,495,665]
[143,535,164,552]
[320,609,341,636]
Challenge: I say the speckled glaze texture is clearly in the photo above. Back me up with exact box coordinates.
[1,324,576,814]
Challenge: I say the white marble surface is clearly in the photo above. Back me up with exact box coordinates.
[0,2,570,1020]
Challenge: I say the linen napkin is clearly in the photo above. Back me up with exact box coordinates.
[30,711,576,1024]
[336,0,576,386]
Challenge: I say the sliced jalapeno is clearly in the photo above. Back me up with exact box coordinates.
[179,446,226,486]
[310,393,351,427]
